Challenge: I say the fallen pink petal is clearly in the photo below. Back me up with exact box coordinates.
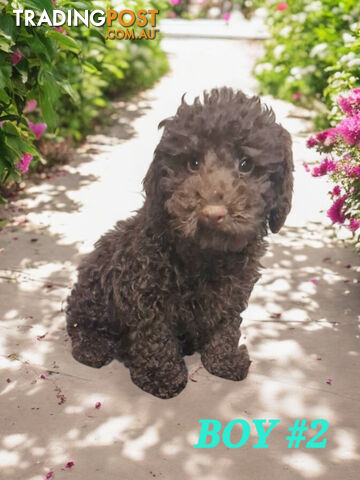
[326,378,333,385]
[57,394,66,405]
[39,374,46,379]
[95,402,102,409]
[45,472,54,479]
[13,215,28,224]
[310,278,319,284]
[65,461,75,469]
[37,333,48,341]
[270,313,282,319]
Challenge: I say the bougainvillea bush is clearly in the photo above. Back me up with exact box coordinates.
[306,88,360,247]
[0,0,168,201]
[255,0,360,116]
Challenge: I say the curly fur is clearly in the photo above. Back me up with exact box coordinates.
[66,87,294,399]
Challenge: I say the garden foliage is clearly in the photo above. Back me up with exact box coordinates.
[255,0,360,119]
[256,1,360,247]
[306,88,360,246]
[0,0,168,201]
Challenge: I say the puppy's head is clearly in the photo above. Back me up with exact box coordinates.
[144,88,293,251]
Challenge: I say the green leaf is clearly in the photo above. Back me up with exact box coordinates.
[102,63,125,80]
[46,30,81,53]
[2,121,19,136]
[0,37,12,52]
[0,114,19,122]
[83,61,100,74]
[0,15,15,42]
[58,80,80,103]
[5,135,38,156]
[88,28,106,43]
[21,0,54,12]
[27,31,55,63]
[63,1,94,9]
[0,88,9,103]
[39,84,57,130]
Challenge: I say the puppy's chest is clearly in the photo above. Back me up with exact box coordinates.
[168,257,244,318]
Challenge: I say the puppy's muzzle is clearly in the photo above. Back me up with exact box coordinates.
[199,205,228,226]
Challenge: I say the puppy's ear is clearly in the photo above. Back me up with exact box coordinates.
[269,131,294,233]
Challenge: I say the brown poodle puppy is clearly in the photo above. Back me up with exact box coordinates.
[66,87,293,399]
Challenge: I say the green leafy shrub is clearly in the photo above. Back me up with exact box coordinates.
[254,0,360,114]
[0,0,168,201]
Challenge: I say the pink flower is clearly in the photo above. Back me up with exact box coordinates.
[306,136,318,148]
[337,89,360,117]
[336,114,360,146]
[276,2,289,10]
[11,49,22,66]
[311,157,336,177]
[347,165,360,177]
[24,99,37,113]
[54,26,67,35]
[17,153,33,174]
[349,218,360,232]
[338,96,354,116]
[303,162,310,172]
[315,128,338,146]
[327,195,347,224]
[169,0,181,4]
[293,91,301,101]
[222,12,231,21]
[28,121,47,140]
[331,185,341,196]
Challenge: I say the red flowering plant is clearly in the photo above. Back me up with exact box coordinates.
[307,88,360,244]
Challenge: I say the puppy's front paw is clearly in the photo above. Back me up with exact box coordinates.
[201,344,251,381]
[70,333,114,369]
[129,361,188,399]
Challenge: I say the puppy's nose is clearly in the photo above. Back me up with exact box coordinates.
[200,205,228,224]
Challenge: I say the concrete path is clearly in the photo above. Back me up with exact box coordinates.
[1,38,359,480]
[160,15,269,40]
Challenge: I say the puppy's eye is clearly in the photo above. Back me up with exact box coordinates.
[188,157,200,172]
[238,156,254,174]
